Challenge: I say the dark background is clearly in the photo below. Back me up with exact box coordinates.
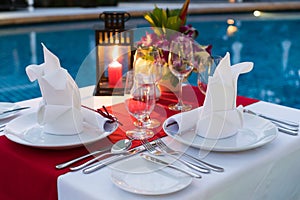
[1,0,299,11]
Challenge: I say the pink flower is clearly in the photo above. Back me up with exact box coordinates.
[136,32,160,47]
[179,24,198,39]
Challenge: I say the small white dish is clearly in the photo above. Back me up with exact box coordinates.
[0,102,21,120]
[163,113,278,152]
[110,155,192,195]
[4,112,117,150]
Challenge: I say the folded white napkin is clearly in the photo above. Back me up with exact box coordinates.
[81,108,118,133]
[164,108,199,134]
[26,43,83,135]
[164,52,253,139]
[197,52,253,139]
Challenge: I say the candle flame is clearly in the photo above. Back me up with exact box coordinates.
[112,45,119,61]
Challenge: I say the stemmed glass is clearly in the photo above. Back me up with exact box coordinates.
[124,70,156,140]
[133,46,162,128]
[168,36,194,111]
[197,56,222,95]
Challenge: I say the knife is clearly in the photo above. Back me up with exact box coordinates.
[140,153,201,179]
[82,146,145,174]
[56,145,112,169]
[243,109,299,128]
[0,106,30,115]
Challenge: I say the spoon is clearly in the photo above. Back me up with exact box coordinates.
[56,139,132,170]
[111,139,133,153]
[69,139,132,171]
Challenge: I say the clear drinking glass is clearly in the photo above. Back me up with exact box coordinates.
[168,36,194,111]
[133,47,163,128]
[197,56,222,95]
[124,71,156,140]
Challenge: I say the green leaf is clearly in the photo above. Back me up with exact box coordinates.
[148,26,162,36]
[152,7,163,27]
[144,14,156,27]
[143,5,185,33]
[161,9,168,27]
[166,16,182,31]
[167,9,181,17]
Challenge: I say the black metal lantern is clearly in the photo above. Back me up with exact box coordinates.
[94,11,134,96]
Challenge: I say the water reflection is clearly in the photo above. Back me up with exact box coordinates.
[29,32,37,64]
[232,41,242,63]
[199,15,300,109]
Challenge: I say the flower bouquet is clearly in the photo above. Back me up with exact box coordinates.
[136,0,212,92]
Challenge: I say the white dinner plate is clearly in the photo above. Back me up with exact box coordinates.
[110,155,193,195]
[0,102,21,120]
[163,113,278,152]
[4,112,117,150]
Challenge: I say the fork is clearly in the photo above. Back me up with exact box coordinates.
[70,150,127,171]
[243,109,299,136]
[155,138,224,172]
[141,139,210,174]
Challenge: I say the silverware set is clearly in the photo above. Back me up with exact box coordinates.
[55,141,149,172]
[55,138,224,178]
[243,109,299,135]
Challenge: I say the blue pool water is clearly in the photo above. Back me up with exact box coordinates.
[0,13,300,109]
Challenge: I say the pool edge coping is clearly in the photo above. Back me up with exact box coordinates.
[0,2,300,26]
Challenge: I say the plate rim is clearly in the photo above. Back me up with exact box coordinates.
[110,155,193,195]
[163,112,278,152]
[4,112,117,150]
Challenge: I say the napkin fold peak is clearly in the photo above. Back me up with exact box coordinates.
[25,43,83,135]
[42,43,61,74]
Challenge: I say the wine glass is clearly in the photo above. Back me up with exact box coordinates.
[133,46,163,128]
[168,36,194,111]
[197,56,222,95]
[124,70,156,140]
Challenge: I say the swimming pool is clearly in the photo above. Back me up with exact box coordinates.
[0,12,299,109]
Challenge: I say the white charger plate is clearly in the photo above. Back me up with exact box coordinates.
[0,102,21,120]
[110,155,193,195]
[4,112,117,150]
[163,113,278,152]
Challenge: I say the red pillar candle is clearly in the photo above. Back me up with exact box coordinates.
[108,60,122,87]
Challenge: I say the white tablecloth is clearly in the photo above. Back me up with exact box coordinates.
[57,101,300,200]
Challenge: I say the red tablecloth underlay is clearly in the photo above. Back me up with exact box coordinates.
[0,86,258,200]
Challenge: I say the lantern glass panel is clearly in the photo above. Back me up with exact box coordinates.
[94,27,133,96]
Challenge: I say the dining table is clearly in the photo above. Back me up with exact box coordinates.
[0,85,299,200]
